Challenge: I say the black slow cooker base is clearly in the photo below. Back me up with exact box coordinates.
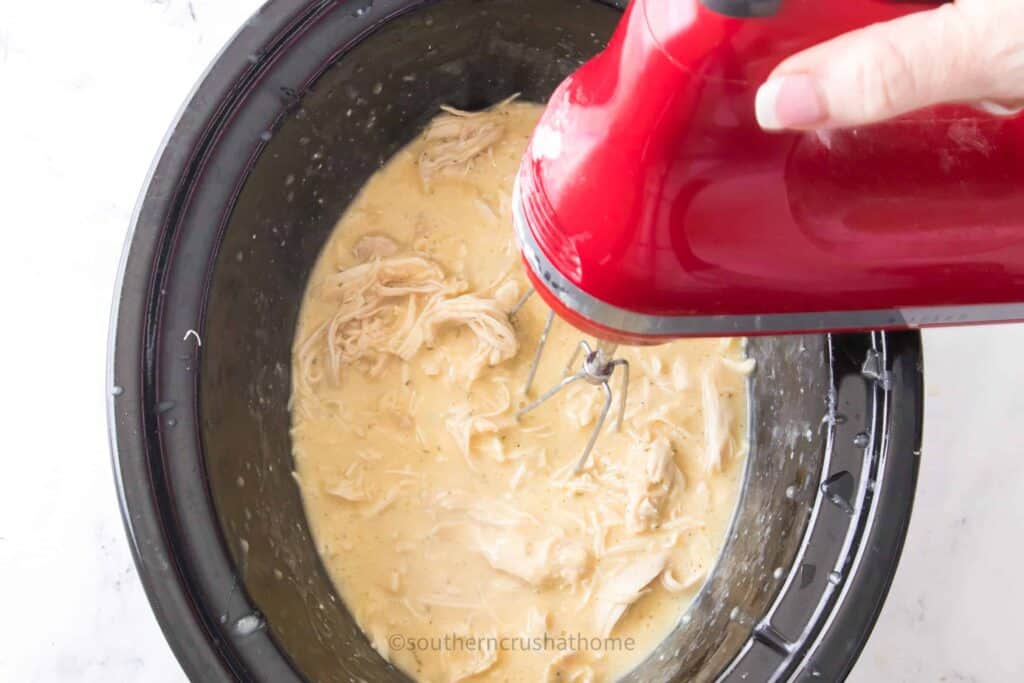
[109,1,922,681]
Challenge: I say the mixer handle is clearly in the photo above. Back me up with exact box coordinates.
[699,0,780,18]
[700,0,951,19]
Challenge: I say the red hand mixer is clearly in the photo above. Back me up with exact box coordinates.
[513,0,1024,344]
[512,0,1024,469]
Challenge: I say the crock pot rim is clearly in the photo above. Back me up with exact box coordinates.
[107,1,923,681]
[106,2,342,679]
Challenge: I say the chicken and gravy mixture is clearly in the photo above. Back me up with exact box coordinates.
[290,101,751,682]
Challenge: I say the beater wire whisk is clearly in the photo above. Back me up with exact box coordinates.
[510,289,629,472]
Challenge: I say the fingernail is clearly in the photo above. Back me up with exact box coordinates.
[756,75,827,131]
[976,99,1024,117]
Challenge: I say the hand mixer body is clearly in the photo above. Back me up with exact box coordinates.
[513,0,1024,342]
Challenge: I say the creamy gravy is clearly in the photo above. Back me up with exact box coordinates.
[291,101,750,682]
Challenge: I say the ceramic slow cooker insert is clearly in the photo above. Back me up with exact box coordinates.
[108,1,923,681]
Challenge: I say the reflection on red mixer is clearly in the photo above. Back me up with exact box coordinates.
[512,0,1024,343]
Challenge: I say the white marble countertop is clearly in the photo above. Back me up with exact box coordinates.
[1,1,1021,681]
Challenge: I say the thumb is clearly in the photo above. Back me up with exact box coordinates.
[755,4,1000,130]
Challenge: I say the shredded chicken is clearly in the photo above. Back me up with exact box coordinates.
[671,357,690,391]
[661,566,707,593]
[436,491,541,528]
[493,280,521,312]
[594,552,669,637]
[326,464,370,502]
[394,293,518,380]
[297,254,517,391]
[722,355,757,376]
[444,383,514,466]
[525,607,550,637]
[563,382,603,429]
[361,481,414,518]
[444,403,508,468]
[418,95,518,188]
[476,528,592,588]
[624,438,682,534]
[545,653,596,683]
[701,365,733,473]
[352,234,399,261]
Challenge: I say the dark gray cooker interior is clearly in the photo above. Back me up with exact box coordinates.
[201,1,830,680]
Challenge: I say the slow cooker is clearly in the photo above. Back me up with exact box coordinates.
[108,1,923,680]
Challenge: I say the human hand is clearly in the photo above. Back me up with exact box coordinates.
[755,0,1024,130]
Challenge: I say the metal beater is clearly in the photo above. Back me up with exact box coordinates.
[510,288,629,472]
